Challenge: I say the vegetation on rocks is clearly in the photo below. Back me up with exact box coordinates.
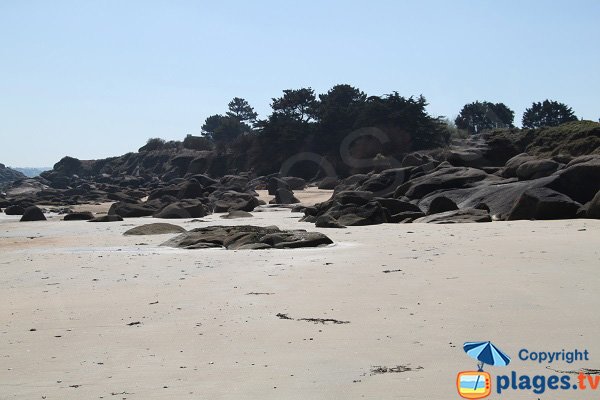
[485,120,600,158]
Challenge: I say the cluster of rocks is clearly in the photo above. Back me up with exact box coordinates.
[3,122,600,226]
[300,153,600,226]
[106,174,263,219]
[1,175,148,207]
[1,173,265,221]
[2,170,311,222]
[160,225,333,250]
[0,163,27,191]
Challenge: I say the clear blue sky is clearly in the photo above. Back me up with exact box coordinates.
[1,0,598,167]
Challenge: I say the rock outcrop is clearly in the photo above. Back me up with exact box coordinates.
[0,163,27,190]
[123,223,186,235]
[20,206,46,221]
[161,225,333,250]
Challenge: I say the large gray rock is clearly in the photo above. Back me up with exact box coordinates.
[315,215,345,228]
[218,175,249,192]
[332,174,370,193]
[374,198,422,215]
[427,196,458,215]
[390,211,425,223]
[547,155,600,204]
[20,206,46,221]
[63,211,94,221]
[212,191,259,212]
[4,205,25,215]
[414,208,491,224]
[153,201,209,219]
[317,177,339,190]
[281,176,306,190]
[502,153,536,178]
[446,148,489,168]
[356,168,412,197]
[515,159,560,180]
[123,223,186,235]
[190,174,218,187]
[335,201,389,226]
[89,215,123,222]
[587,190,600,219]
[271,188,299,204]
[161,225,333,250]
[333,191,374,205]
[109,201,156,218]
[304,190,392,227]
[0,163,27,188]
[417,175,557,220]
[177,180,205,199]
[401,152,436,167]
[394,167,493,199]
[506,188,581,220]
[267,177,290,195]
[220,210,253,219]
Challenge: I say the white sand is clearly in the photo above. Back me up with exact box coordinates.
[1,196,600,399]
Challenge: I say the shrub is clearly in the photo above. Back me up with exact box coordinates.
[183,134,213,151]
[139,137,166,152]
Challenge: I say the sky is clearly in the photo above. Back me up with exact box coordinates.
[1,0,598,167]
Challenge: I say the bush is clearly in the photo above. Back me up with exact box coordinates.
[183,134,213,151]
[486,120,600,157]
[139,138,166,152]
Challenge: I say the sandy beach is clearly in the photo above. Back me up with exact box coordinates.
[1,190,599,399]
[2,2,599,398]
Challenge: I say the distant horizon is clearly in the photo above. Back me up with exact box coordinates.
[1,0,599,166]
[8,165,52,170]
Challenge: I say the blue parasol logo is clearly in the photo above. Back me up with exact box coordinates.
[457,341,511,399]
[463,341,511,370]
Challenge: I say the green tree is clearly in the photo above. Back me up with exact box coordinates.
[315,84,367,151]
[201,114,249,145]
[271,88,319,122]
[201,114,225,140]
[226,97,258,125]
[455,101,515,134]
[522,100,578,128]
[318,85,366,127]
[358,93,450,149]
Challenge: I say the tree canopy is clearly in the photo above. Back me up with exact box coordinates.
[271,88,319,123]
[251,85,451,175]
[226,97,258,125]
[200,97,257,149]
[201,114,250,146]
[522,100,578,128]
[455,101,515,134]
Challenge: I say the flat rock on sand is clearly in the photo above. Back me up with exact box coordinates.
[161,225,333,250]
[413,208,492,223]
[63,211,94,221]
[88,214,123,222]
[123,223,186,235]
[220,210,254,219]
